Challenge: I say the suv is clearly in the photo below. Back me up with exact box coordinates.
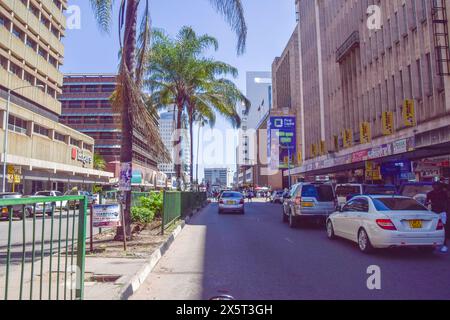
[282,183,336,228]
[398,182,433,205]
[335,184,363,206]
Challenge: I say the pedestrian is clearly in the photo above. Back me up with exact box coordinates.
[442,184,450,252]
[266,191,271,202]
[426,182,448,253]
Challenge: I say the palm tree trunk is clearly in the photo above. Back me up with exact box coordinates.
[116,0,138,240]
[174,101,183,189]
[188,110,194,190]
[196,123,201,188]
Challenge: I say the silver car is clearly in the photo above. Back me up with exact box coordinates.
[283,183,336,228]
[218,191,245,214]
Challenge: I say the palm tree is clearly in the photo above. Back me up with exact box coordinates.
[93,153,107,171]
[88,0,247,237]
[147,27,249,186]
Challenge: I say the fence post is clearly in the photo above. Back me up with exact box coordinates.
[161,191,166,235]
[75,196,87,300]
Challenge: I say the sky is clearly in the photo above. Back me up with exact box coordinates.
[62,0,298,181]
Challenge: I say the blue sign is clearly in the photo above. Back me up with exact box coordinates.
[267,116,297,169]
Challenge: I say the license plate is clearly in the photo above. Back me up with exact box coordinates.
[226,201,235,205]
[409,220,422,229]
[301,202,314,207]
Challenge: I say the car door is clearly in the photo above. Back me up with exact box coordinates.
[345,198,369,242]
[336,200,357,239]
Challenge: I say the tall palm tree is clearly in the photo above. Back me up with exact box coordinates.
[147,27,249,186]
[93,153,107,171]
[88,0,247,237]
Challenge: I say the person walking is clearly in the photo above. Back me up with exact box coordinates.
[426,182,448,253]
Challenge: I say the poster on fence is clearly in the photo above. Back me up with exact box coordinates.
[92,204,121,228]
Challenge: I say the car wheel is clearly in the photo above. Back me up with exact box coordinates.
[358,228,374,254]
[289,211,297,228]
[326,220,336,240]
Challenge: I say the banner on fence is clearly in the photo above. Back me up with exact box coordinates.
[92,204,121,228]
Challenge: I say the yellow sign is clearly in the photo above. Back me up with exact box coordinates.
[320,140,326,155]
[7,165,15,175]
[297,150,302,165]
[311,144,317,158]
[333,135,339,152]
[365,161,382,181]
[7,174,21,184]
[360,122,372,144]
[343,129,353,148]
[382,111,395,135]
[403,99,416,127]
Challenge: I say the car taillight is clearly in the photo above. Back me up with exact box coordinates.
[240,199,244,204]
[437,219,445,230]
[219,200,224,204]
[294,196,302,206]
[376,219,397,231]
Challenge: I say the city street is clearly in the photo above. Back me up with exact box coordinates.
[132,201,450,300]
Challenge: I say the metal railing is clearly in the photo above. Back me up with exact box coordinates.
[162,192,207,233]
[1,196,87,300]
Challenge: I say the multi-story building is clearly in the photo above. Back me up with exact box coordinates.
[157,110,191,184]
[60,74,166,189]
[204,168,229,188]
[237,72,272,187]
[291,0,450,185]
[0,0,112,194]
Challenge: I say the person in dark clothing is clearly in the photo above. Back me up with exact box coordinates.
[426,182,448,253]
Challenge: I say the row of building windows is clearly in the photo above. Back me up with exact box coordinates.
[62,84,116,94]
[7,113,92,152]
[0,12,60,69]
[62,100,112,109]
[62,116,116,125]
[19,0,63,40]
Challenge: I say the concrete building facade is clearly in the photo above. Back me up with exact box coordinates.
[291,0,450,185]
[0,0,112,194]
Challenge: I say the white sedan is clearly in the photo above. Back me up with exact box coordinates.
[326,195,445,253]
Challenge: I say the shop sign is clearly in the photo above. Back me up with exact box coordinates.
[360,122,372,144]
[352,150,369,163]
[368,144,392,160]
[382,111,395,135]
[365,161,382,181]
[92,204,121,228]
[71,148,92,165]
[403,99,416,127]
[392,139,407,154]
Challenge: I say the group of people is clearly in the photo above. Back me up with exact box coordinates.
[426,182,450,253]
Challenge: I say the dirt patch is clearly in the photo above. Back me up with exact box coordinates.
[87,219,181,259]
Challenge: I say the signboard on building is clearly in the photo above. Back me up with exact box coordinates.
[365,161,382,181]
[343,129,353,148]
[360,122,371,144]
[92,204,121,228]
[403,99,416,127]
[382,111,395,135]
[267,116,296,169]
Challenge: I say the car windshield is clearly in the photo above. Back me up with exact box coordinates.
[36,191,52,196]
[221,192,241,198]
[401,185,433,197]
[335,186,360,197]
[373,198,427,211]
[364,185,397,195]
[302,185,334,201]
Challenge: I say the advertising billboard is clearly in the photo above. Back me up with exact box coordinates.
[267,116,296,170]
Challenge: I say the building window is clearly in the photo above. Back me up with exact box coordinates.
[9,63,22,78]
[99,116,114,124]
[85,100,99,108]
[70,137,81,148]
[54,132,66,142]
[38,46,47,59]
[29,5,40,18]
[8,115,27,134]
[48,55,57,68]
[0,55,8,70]
[84,117,98,124]
[101,85,116,93]
[47,86,56,98]
[33,123,49,137]
[68,117,83,124]
[84,143,93,152]
[86,86,100,93]
[68,101,82,108]
[0,14,8,28]
[24,72,34,85]
[69,86,83,93]
[26,37,37,50]
[12,26,23,40]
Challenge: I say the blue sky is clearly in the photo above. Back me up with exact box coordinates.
[62,0,298,180]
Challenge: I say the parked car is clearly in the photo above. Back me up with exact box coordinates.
[218,191,245,214]
[335,184,363,206]
[282,183,336,228]
[270,190,285,204]
[398,182,433,205]
[326,195,445,253]
[64,190,96,208]
[34,190,68,208]
[344,184,398,202]
[0,192,26,219]
[24,196,56,216]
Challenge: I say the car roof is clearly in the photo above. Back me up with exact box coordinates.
[336,183,362,186]
[352,195,411,200]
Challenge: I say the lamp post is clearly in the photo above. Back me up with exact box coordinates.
[2,85,44,192]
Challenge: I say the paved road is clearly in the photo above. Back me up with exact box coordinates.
[132,201,450,300]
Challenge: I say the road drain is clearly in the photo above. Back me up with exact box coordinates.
[87,274,121,283]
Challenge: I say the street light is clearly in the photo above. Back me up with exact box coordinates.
[2,85,44,192]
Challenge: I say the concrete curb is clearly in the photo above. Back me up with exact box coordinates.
[118,204,208,300]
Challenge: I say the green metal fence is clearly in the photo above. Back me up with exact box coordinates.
[162,192,207,233]
[0,196,88,300]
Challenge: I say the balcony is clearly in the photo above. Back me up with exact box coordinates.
[336,31,360,63]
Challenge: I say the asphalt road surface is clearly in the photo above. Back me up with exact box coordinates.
[132,201,450,300]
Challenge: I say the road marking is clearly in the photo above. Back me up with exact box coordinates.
[285,238,294,244]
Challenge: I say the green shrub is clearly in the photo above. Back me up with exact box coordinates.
[131,192,164,224]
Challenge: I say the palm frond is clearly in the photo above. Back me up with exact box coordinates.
[89,0,115,33]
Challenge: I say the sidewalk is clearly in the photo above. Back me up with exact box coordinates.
[83,205,208,300]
